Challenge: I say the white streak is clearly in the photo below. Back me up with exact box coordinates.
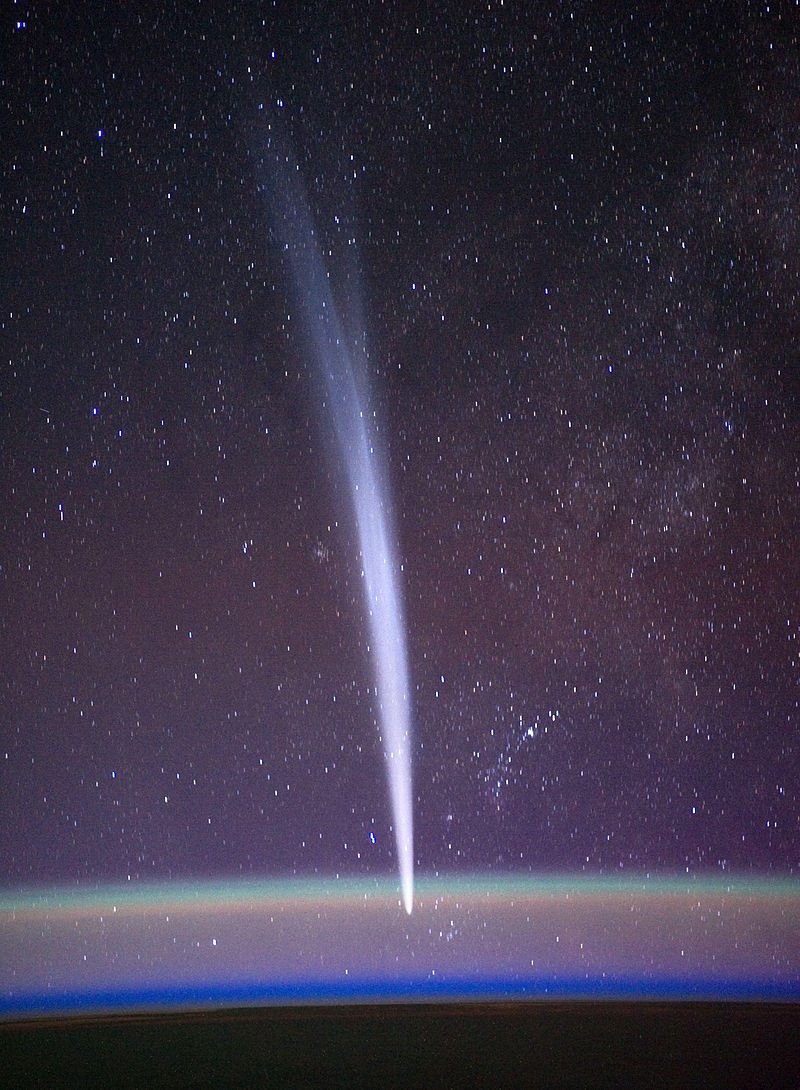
[263,142,414,914]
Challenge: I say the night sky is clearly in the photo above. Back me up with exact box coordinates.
[3,1,798,892]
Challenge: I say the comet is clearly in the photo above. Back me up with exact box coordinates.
[259,131,414,914]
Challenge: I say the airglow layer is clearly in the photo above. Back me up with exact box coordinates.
[2,873,798,1017]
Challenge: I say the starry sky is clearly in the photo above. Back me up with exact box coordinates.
[3,1,798,891]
